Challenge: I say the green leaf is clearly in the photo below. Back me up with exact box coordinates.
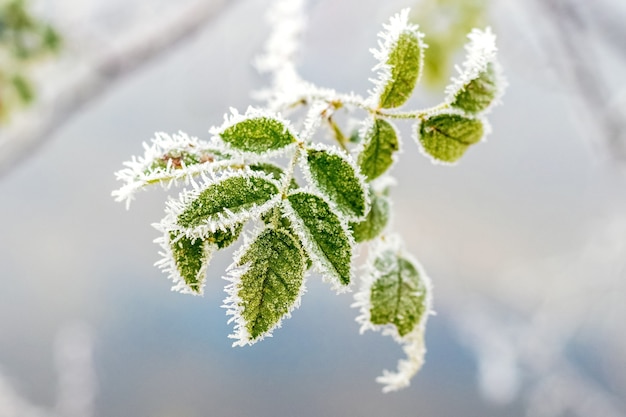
[285,192,352,287]
[369,250,428,337]
[227,228,306,344]
[350,191,390,243]
[177,172,280,233]
[379,31,424,109]
[417,113,484,163]
[305,146,368,220]
[167,231,211,294]
[450,63,497,114]
[220,116,296,153]
[11,74,34,104]
[358,119,399,181]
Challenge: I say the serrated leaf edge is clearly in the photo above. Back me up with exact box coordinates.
[352,234,433,392]
[281,189,356,293]
[412,109,491,166]
[153,223,214,296]
[367,8,426,108]
[161,169,282,238]
[300,142,370,222]
[222,226,308,347]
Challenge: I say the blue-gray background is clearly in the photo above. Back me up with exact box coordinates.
[1,0,625,416]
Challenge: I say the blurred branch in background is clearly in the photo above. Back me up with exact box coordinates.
[525,0,626,162]
[0,0,237,177]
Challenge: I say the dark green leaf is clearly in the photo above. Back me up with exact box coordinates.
[177,173,279,231]
[358,119,399,181]
[450,63,497,114]
[286,192,352,286]
[369,250,428,337]
[306,147,367,220]
[233,228,306,342]
[418,113,484,163]
[379,31,423,109]
[168,231,210,294]
[220,117,296,153]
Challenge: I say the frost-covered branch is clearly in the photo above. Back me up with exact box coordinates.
[112,3,506,392]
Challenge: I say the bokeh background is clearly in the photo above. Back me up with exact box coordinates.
[1,0,626,416]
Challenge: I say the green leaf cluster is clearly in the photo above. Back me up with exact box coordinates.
[0,0,62,121]
[114,7,504,390]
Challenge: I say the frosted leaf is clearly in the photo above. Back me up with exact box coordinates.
[112,131,232,208]
[415,111,487,164]
[154,226,213,295]
[353,235,433,392]
[162,169,282,239]
[368,9,426,109]
[211,107,299,157]
[282,190,354,290]
[301,143,369,221]
[223,227,307,346]
[445,28,507,114]
[357,118,400,181]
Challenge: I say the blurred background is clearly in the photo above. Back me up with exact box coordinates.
[1,0,626,416]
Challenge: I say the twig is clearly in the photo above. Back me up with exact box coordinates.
[0,0,239,177]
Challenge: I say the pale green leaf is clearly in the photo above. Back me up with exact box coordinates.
[417,113,484,163]
[350,191,390,243]
[285,192,352,287]
[379,31,424,109]
[177,173,280,232]
[228,228,306,343]
[305,146,368,220]
[358,119,399,181]
[369,250,428,337]
[220,117,296,153]
[450,63,497,114]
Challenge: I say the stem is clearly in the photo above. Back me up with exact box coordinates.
[327,116,349,152]
[283,93,451,125]
[270,143,303,227]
